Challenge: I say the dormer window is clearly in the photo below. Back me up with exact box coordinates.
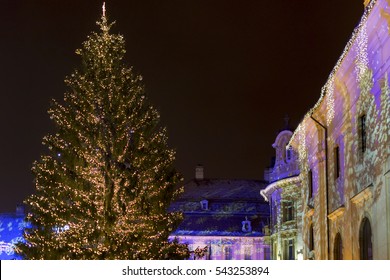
[200,199,208,210]
[242,217,252,232]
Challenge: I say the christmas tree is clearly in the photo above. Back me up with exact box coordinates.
[17,7,189,260]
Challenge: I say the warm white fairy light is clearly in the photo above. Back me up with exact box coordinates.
[288,0,378,147]
[326,74,335,126]
[355,21,369,82]
[17,12,188,260]
[299,122,308,171]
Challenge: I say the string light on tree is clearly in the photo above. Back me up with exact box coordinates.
[16,4,189,260]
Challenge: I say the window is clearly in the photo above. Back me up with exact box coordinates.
[334,146,340,179]
[244,247,251,260]
[360,114,367,153]
[241,218,252,232]
[264,247,271,260]
[288,239,295,260]
[200,200,208,210]
[286,145,292,162]
[224,246,232,260]
[334,233,343,260]
[309,224,314,251]
[360,218,373,260]
[283,239,295,260]
[283,201,294,222]
[308,170,313,200]
[207,244,211,260]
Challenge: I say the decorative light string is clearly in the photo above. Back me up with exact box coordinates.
[355,21,369,82]
[326,75,335,126]
[297,122,308,173]
[288,0,378,149]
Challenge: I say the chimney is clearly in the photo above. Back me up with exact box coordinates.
[195,164,204,180]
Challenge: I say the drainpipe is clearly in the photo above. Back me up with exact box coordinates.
[310,115,330,260]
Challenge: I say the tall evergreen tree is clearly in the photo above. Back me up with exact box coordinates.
[17,10,188,260]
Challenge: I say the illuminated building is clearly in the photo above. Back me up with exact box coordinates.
[260,120,302,260]
[2,0,389,261]
[265,0,390,259]
[1,165,271,260]
[170,165,271,260]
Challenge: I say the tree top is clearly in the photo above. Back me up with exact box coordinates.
[98,2,113,34]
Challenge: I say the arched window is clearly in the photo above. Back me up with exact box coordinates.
[360,218,373,260]
[334,233,343,260]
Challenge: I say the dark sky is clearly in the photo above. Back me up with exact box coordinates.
[1,0,363,212]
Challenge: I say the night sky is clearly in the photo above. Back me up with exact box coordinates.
[1,0,364,212]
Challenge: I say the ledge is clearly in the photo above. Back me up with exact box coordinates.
[305,208,314,217]
[328,206,345,221]
[260,175,300,202]
[350,185,373,205]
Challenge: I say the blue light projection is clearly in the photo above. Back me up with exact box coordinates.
[0,214,27,260]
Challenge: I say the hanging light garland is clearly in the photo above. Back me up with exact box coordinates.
[355,21,369,82]
[326,75,335,126]
[288,0,379,151]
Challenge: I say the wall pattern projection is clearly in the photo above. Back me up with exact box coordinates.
[288,0,390,259]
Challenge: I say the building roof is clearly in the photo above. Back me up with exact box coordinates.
[170,178,270,237]
[176,179,268,202]
[174,213,267,237]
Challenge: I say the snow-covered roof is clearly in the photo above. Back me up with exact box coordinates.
[170,178,270,237]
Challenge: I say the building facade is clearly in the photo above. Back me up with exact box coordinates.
[3,166,271,260]
[261,128,303,260]
[285,0,389,259]
[170,165,271,260]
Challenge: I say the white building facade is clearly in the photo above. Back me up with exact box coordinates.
[261,129,302,260]
[286,0,390,259]
[170,166,271,260]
